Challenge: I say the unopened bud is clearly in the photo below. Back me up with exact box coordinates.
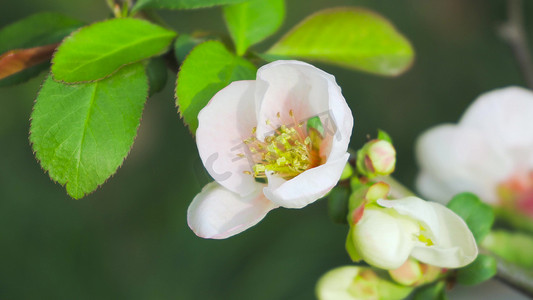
[389,259,423,286]
[357,139,396,178]
[316,266,413,300]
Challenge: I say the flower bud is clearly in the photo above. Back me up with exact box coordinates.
[316,266,413,300]
[388,259,423,286]
[357,139,396,178]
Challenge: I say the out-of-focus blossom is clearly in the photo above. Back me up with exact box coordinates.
[416,87,533,216]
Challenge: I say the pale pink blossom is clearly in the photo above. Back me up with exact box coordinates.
[188,60,353,239]
[416,87,533,215]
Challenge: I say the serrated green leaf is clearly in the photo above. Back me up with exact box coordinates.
[447,192,495,243]
[0,12,83,86]
[51,18,176,83]
[0,12,83,54]
[482,230,533,268]
[174,34,204,62]
[146,56,168,96]
[456,254,497,285]
[413,281,447,300]
[266,7,414,76]
[176,40,256,133]
[30,63,148,199]
[328,186,349,224]
[133,0,248,12]
[223,0,285,56]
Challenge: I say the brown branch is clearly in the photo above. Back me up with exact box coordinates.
[499,0,533,89]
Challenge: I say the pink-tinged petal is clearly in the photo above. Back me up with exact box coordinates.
[196,81,258,196]
[263,153,350,208]
[187,182,277,239]
[416,124,512,204]
[254,61,353,161]
[460,87,533,167]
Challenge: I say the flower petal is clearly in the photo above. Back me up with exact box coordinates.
[416,124,512,204]
[378,198,478,268]
[254,60,353,161]
[196,81,258,196]
[187,182,277,239]
[263,153,350,208]
[416,172,457,204]
[353,208,419,270]
[460,86,533,167]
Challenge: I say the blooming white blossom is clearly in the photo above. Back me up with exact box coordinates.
[416,87,533,215]
[352,197,478,270]
[188,60,353,239]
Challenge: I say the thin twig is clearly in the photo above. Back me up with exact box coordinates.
[499,0,533,89]
[493,256,533,298]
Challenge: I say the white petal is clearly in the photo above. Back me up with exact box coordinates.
[416,172,456,204]
[415,124,512,204]
[378,198,478,268]
[196,81,258,196]
[263,153,350,208]
[254,60,353,161]
[460,86,533,167]
[187,182,277,239]
[353,208,419,270]
[377,197,439,237]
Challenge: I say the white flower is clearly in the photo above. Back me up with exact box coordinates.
[352,197,478,270]
[188,60,353,239]
[416,87,533,214]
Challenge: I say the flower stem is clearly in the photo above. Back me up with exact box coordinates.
[493,256,533,297]
[499,0,533,89]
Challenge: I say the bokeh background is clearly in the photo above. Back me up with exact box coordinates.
[1,0,532,299]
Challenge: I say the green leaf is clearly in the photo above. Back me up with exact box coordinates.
[133,0,248,12]
[377,129,393,144]
[30,63,148,199]
[328,186,349,224]
[146,56,168,96]
[482,230,533,269]
[223,0,285,56]
[266,7,414,76]
[447,192,494,243]
[456,254,497,285]
[51,18,176,83]
[494,206,533,234]
[176,40,256,133]
[413,281,447,300]
[0,12,83,86]
[345,226,362,262]
[0,12,83,54]
[174,34,204,62]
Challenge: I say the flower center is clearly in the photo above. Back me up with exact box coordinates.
[240,110,322,180]
[498,171,533,216]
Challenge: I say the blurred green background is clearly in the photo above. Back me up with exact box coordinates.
[0,0,531,299]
